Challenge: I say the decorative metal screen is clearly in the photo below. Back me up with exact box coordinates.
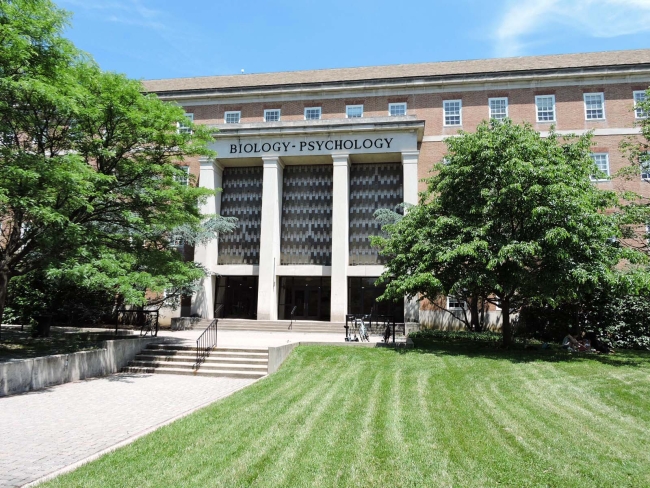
[217,167,263,265]
[281,165,333,265]
[349,163,403,265]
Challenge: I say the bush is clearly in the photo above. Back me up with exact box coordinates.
[518,285,650,350]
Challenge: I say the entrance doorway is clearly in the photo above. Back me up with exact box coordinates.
[214,276,258,319]
[278,277,331,321]
[348,277,404,322]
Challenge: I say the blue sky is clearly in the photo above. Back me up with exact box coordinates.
[58,0,650,81]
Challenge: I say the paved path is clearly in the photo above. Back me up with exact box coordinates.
[0,373,255,488]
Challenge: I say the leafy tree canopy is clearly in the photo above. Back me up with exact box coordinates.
[0,0,232,333]
[373,119,641,345]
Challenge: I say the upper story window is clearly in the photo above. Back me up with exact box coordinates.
[264,109,281,122]
[590,153,610,181]
[447,296,466,310]
[584,93,605,120]
[304,107,322,120]
[634,90,648,119]
[178,113,193,134]
[535,95,556,122]
[443,100,462,126]
[175,166,189,186]
[388,102,407,116]
[489,97,508,120]
[224,111,241,124]
[346,105,363,118]
[641,152,650,180]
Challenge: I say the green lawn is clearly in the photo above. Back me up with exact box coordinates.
[45,342,650,488]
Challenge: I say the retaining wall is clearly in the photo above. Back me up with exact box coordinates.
[0,337,157,397]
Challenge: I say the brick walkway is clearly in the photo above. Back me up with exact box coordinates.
[0,373,256,487]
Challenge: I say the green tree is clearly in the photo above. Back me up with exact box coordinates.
[373,120,632,346]
[616,87,650,253]
[0,0,234,335]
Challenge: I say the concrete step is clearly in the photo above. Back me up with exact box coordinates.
[128,360,268,372]
[188,319,346,332]
[121,366,266,379]
[145,343,269,355]
[135,354,269,365]
[123,344,270,378]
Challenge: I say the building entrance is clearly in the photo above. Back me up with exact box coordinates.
[348,277,404,322]
[278,277,331,321]
[214,276,258,319]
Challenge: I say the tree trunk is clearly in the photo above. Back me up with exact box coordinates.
[469,296,480,332]
[501,297,512,347]
[0,271,8,340]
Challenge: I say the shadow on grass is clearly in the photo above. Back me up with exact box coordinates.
[393,337,650,368]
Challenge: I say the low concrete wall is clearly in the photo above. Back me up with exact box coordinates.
[267,343,298,374]
[0,337,157,397]
[419,309,503,331]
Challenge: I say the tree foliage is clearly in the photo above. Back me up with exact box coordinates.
[0,0,232,334]
[373,119,636,346]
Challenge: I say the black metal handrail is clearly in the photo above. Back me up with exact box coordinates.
[288,305,298,330]
[345,313,398,343]
[196,318,218,368]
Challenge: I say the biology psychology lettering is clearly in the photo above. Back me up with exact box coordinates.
[229,137,394,155]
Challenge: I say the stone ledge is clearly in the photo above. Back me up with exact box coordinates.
[0,336,159,397]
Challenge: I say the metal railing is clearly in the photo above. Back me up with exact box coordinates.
[288,305,298,330]
[195,305,222,368]
[345,313,398,343]
[115,309,159,337]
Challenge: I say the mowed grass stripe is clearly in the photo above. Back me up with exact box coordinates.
[44,345,650,488]
[288,355,366,487]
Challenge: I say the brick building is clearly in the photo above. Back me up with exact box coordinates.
[143,49,650,328]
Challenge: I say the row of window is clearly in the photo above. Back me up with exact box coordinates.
[213,103,408,124]
[191,91,648,125]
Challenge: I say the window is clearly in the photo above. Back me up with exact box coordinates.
[535,95,556,122]
[590,153,610,181]
[169,236,184,248]
[178,113,193,134]
[175,166,189,186]
[641,152,650,180]
[264,109,281,122]
[388,102,407,116]
[584,93,605,120]
[447,296,466,310]
[489,97,508,120]
[634,91,648,119]
[304,107,321,120]
[224,111,241,124]
[346,105,363,118]
[443,100,462,126]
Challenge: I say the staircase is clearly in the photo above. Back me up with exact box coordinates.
[189,318,346,333]
[188,318,405,336]
[122,343,268,379]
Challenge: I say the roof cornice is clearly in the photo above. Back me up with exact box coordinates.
[149,63,650,102]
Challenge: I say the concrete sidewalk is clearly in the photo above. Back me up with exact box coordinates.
[155,327,386,347]
[0,373,255,488]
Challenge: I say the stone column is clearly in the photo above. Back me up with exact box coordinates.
[191,157,224,319]
[257,156,284,321]
[330,154,350,322]
[402,150,420,323]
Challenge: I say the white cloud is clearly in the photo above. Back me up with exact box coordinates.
[59,0,168,32]
[494,0,650,57]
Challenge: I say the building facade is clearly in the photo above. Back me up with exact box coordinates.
[144,49,650,327]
